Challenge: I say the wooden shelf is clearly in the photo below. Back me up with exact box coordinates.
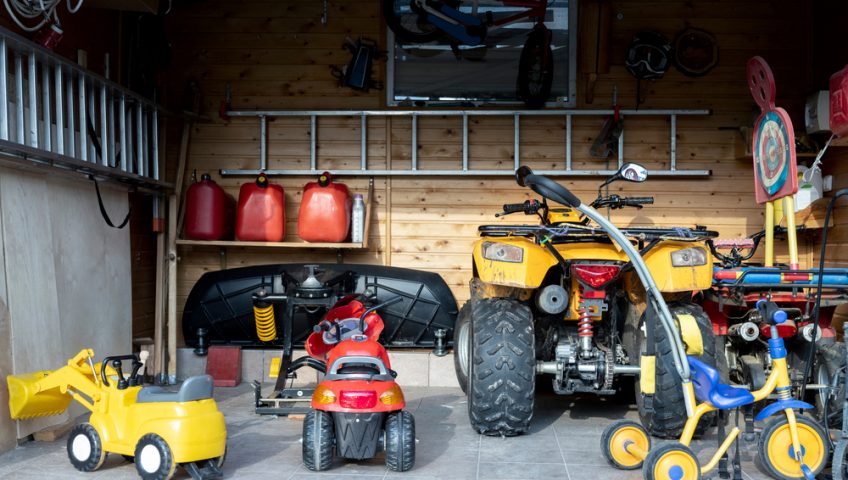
[177,239,365,249]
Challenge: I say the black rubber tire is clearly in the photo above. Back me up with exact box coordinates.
[757,414,829,479]
[636,301,719,438]
[134,433,176,480]
[66,423,106,472]
[302,410,335,471]
[385,410,416,472]
[468,298,535,436]
[383,0,442,43]
[834,438,848,480]
[453,300,476,394]
[814,341,845,429]
[643,442,701,480]
[601,419,651,470]
[517,26,554,108]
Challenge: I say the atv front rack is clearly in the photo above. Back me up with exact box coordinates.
[479,224,718,242]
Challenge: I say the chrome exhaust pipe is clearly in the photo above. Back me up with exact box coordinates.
[729,322,760,342]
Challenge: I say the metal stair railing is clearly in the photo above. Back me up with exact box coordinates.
[0,26,168,189]
[220,108,712,177]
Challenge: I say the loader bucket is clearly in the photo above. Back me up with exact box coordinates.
[7,371,72,420]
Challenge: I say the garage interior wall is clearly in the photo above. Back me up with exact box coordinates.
[0,8,128,453]
[0,169,133,449]
[164,0,818,325]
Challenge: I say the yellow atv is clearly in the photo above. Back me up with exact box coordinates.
[7,349,227,479]
[454,163,721,437]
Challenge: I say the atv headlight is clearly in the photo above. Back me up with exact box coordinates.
[481,242,523,263]
[671,247,707,267]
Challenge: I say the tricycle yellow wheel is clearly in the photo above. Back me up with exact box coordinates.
[643,443,701,480]
[758,415,828,479]
[601,420,650,470]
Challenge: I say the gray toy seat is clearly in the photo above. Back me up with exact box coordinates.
[136,374,214,404]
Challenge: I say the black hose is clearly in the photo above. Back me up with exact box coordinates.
[799,189,848,402]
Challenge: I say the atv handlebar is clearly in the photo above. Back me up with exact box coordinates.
[497,200,542,217]
[623,196,654,207]
[516,166,581,208]
[591,195,654,210]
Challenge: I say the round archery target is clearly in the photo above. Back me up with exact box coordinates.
[752,107,798,203]
[755,111,789,194]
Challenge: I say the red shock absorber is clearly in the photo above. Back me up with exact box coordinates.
[576,290,593,338]
[576,289,595,358]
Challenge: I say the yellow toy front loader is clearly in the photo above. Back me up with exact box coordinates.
[7,349,227,480]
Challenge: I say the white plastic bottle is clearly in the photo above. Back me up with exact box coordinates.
[351,194,365,243]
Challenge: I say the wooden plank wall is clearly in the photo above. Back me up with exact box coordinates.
[164,0,813,326]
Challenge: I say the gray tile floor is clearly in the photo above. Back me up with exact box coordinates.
[0,384,825,479]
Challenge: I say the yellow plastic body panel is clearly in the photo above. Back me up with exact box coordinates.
[642,241,714,292]
[639,356,656,394]
[474,237,712,292]
[675,313,704,356]
[546,208,582,224]
[473,237,558,288]
[92,398,227,462]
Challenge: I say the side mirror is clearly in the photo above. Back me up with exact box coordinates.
[599,163,648,192]
[620,163,648,182]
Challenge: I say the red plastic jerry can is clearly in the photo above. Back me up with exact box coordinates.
[298,172,351,243]
[184,173,235,241]
[235,174,286,242]
[831,64,848,137]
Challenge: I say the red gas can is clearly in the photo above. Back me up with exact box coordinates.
[831,65,848,137]
[298,172,351,242]
[235,174,286,242]
[184,173,235,240]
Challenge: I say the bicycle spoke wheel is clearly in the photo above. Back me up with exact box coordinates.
[384,0,442,43]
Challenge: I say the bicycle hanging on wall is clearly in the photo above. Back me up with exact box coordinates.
[383,0,554,107]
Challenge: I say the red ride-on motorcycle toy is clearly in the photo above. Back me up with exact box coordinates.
[304,295,415,471]
[284,294,415,472]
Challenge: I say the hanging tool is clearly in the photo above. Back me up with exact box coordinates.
[590,86,622,159]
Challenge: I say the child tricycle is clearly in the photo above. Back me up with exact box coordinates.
[603,299,828,479]
[7,349,227,480]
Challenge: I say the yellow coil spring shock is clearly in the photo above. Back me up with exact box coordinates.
[253,303,277,342]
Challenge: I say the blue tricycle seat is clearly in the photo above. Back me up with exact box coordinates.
[688,356,754,410]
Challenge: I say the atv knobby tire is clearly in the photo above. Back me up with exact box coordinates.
[453,299,477,394]
[467,298,535,436]
[636,302,720,438]
[815,341,846,429]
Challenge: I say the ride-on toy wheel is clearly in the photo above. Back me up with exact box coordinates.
[643,443,701,480]
[303,410,335,471]
[601,420,651,470]
[757,415,828,479]
[134,433,176,480]
[67,423,106,472]
[385,410,416,472]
